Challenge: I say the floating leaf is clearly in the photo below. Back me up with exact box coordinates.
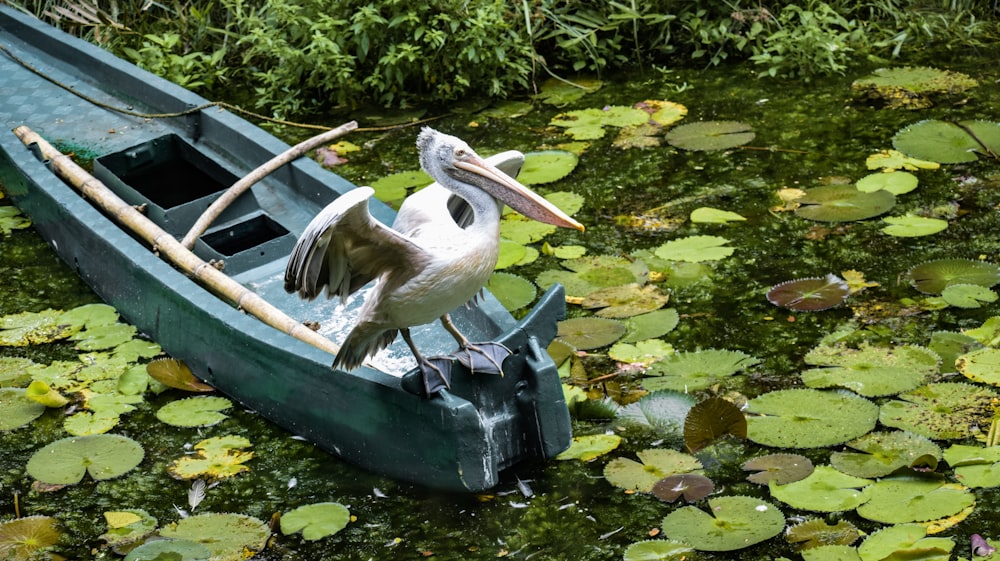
[643,99,688,127]
[929,330,982,373]
[281,502,350,541]
[856,524,955,561]
[941,284,998,308]
[58,303,119,330]
[794,185,895,222]
[0,388,46,430]
[0,205,31,234]
[582,284,669,318]
[746,389,879,448]
[70,322,137,351]
[370,170,431,205]
[852,66,977,109]
[533,77,601,106]
[608,339,674,366]
[800,344,939,397]
[168,435,254,481]
[0,357,34,387]
[684,397,747,452]
[856,476,974,524]
[0,309,76,346]
[830,431,941,478]
[604,449,702,493]
[907,258,1000,294]
[0,516,61,560]
[956,347,1000,386]
[743,453,815,485]
[123,538,211,561]
[943,444,1000,488]
[654,235,734,262]
[616,390,696,433]
[644,349,759,392]
[802,545,862,561]
[769,465,873,512]
[622,539,693,561]
[893,120,1000,163]
[157,396,233,427]
[147,358,214,392]
[25,380,69,407]
[64,411,121,436]
[665,121,755,151]
[517,151,578,184]
[100,508,158,549]
[767,274,850,312]
[158,513,270,561]
[556,317,626,350]
[486,273,536,312]
[689,207,747,224]
[963,316,1000,347]
[26,434,144,484]
[786,518,862,550]
[622,309,679,343]
[855,171,919,194]
[660,496,784,551]
[555,433,622,461]
[613,122,663,149]
[865,149,940,171]
[550,106,650,140]
[652,473,714,503]
[881,214,948,237]
[879,382,999,440]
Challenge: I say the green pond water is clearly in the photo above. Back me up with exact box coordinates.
[3,50,1000,561]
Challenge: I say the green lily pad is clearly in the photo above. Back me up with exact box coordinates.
[26,434,144,484]
[613,122,664,149]
[767,274,850,312]
[281,502,350,541]
[64,411,121,436]
[794,185,895,222]
[956,347,1000,386]
[159,513,270,561]
[608,339,674,366]
[893,120,1000,163]
[0,356,34,387]
[167,435,254,481]
[537,254,646,299]
[370,170,431,205]
[0,205,31,234]
[855,171,919,194]
[652,473,714,503]
[856,476,974,523]
[963,316,1000,347]
[622,539,693,561]
[555,433,623,461]
[684,396,747,452]
[746,389,879,448]
[830,431,941,478]
[802,545,863,561]
[622,309,679,343]
[743,453,815,485]
[124,538,211,561]
[604,448,702,493]
[0,388,46,430]
[533,77,601,106]
[851,66,977,109]
[665,121,755,151]
[856,524,954,561]
[616,390,696,434]
[866,149,940,171]
[146,358,214,392]
[0,308,77,346]
[644,349,759,392]
[654,235,734,262]
[100,508,158,549]
[0,516,61,561]
[642,99,688,126]
[929,330,982,373]
[518,151,578,185]
[550,106,650,140]
[70,322,137,351]
[157,396,233,427]
[660,496,784,551]
[800,344,939,397]
[486,272,536,312]
[582,284,669,318]
[907,258,1000,294]
[769,465,873,512]
[786,518,862,550]
[941,283,998,308]
[556,317,626,350]
[479,100,534,119]
[881,214,948,237]
[943,444,1000,488]
[58,303,119,330]
[878,382,999,440]
[689,207,747,223]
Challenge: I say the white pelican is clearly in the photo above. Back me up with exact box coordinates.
[285,127,584,395]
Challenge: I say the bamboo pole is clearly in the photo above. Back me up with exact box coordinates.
[180,120,358,249]
[13,125,341,358]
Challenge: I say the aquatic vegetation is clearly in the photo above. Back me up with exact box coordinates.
[549,105,650,140]
[664,120,755,151]
[0,205,30,235]
[941,284,999,308]
[280,503,351,541]
[893,120,1000,164]
[158,513,270,561]
[556,316,626,349]
[580,283,668,318]
[608,338,674,366]
[878,382,999,440]
[554,433,622,461]
[746,389,879,448]
[167,435,254,481]
[616,390,694,434]
[603,448,702,493]
[851,66,978,109]
[855,170,918,194]
[26,434,145,484]
[865,148,940,171]
[906,259,1000,295]
[621,539,693,561]
[944,444,1000,488]
[683,396,747,452]
[516,151,579,185]
[769,465,873,512]
[99,509,158,550]
[123,538,211,561]
[794,185,895,222]
[156,396,234,427]
[829,431,941,478]
[651,473,714,503]
[800,343,939,397]
[0,388,45,430]
[881,214,949,237]
[621,309,679,343]
[0,516,61,561]
[957,347,1000,386]
[743,453,814,485]
[660,496,785,552]
[653,235,734,262]
[689,206,746,223]
[767,274,850,312]
[856,477,974,524]
[643,349,759,392]
[146,357,214,392]
[785,518,862,550]
[485,272,536,312]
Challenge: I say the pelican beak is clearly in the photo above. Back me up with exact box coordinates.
[455,156,585,232]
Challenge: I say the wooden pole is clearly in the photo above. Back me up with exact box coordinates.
[13,125,341,358]
[180,120,358,249]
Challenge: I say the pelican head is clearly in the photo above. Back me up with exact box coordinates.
[416,128,585,232]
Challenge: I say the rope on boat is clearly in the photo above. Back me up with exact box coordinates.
[13,126,343,359]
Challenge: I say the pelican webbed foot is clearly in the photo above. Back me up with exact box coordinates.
[454,342,511,376]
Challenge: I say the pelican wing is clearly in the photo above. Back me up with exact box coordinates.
[284,187,428,301]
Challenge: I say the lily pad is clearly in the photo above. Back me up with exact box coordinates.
[855,171,919,194]
[866,149,940,171]
[555,433,623,461]
[281,502,350,541]
[786,518,862,550]
[767,274,850,312]
[0,516,61,561]
[26,434,144,484]
[956,347,1000,386]
[654,235,734,262]
[622,309,679,343]
[743,453,814,485]
[893,119,1000,163]
[608,338,674,366]
[644,349,759,392]
[769,465,873,512]
[851,66,977,109]
[123,538,211,561]
[533,77,601,106]
[907,258,1000,294]
[156,396,233,427]
[168,435,254,481]
[665,121,755,151]
[604,448,703,493]
[146,358,215,392]
[100,509,158,549]
[0,388,46,430]
[550,106,650,140]
[660,496,784,551]
[70,322,137,351]
[651,473,714,503]
[689,206,747,223]
[370,170,432,205]
[855,476,974,524]
[878,382,999,440]
[856,524,954,561]
[556,317,626,350]
[616,390,695,434]
[802,545,862,561]
[929,330,982,373]
[881,214,948,237]
[518,151,578,185]
[746,389,879,448]
[684,396,747,452]
[800,344,940,397]
[941,283,998,308]
[622,539,693,561]
[943,444,1000,488]
[830,431,941,478]
[159,513,270,561]
[0,205,31,235]
[582,284,668,318]
[794,185,895,222]
[486,273,536,312]
[0,308,77,346]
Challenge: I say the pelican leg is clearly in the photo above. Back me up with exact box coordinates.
[401,328,452,395]
[439,314,511,376]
